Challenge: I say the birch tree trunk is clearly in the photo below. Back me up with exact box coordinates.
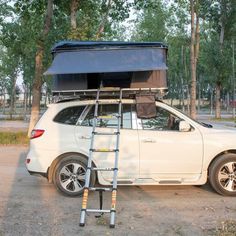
[28,0,53,136]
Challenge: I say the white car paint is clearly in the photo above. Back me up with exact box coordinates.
[26,99,236,186]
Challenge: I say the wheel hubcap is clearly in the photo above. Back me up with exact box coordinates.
[59,163,86,193]
[218,162,236,192]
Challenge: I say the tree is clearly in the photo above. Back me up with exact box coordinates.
[28,0,54,136]
[201,0,236,118]
[190,0,198,119]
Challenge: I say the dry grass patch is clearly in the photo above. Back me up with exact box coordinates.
[0,132,29,145]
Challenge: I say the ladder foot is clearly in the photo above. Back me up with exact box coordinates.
[79,223,85,227]
[110,224,115,229]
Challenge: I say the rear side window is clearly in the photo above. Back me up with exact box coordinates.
[80,104,133,129]
[54,106,85,125]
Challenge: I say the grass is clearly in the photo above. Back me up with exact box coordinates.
[0,131,29,145]
[0,117,25,121]
[211,117,236,122]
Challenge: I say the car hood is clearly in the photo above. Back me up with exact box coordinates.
[209,124,236,133]
[201,124,236,147]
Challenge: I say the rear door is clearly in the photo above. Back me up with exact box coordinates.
[75,103,139,182]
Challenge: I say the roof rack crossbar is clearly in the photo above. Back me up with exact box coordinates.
[51,87,168,103]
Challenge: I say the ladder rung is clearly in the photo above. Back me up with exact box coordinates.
[92,167,116,171]
[96,115,120,119]
[89,187,112,191]
[100,87,121,91]
[93,132,119,136]
[90,149,118,152]
[86,209,111,213]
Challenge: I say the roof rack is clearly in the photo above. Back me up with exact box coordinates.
[51,87,168,103]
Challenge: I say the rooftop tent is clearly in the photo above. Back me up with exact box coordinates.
[44,41,168,91]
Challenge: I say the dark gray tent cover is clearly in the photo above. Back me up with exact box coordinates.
[44,41,168,91]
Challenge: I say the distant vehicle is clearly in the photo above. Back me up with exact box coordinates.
[26,98,236,197]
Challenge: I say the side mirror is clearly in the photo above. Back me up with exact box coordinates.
[179,121,191,132]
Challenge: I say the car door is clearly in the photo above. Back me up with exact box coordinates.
[138,103,203,180]
[75,103,139,182]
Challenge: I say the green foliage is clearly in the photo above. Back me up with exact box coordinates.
[132,0,169,42]
[0,0,235,117]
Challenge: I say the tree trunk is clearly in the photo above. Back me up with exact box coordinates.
[232,39,235,119]
[195,15,200,62]
[215,82,221,118]
[96,0,112,39]
[71,0,79,29]
[28,85,32,109]
[210,87,214,115]
[180,46,185,112]
[190,0,197,119]
[187,85,190,115]
[69,0,79,39]
[3,89,6,115]
[28,0,53,137]
[9,74,17,120]
[226,92,230,112]
[215,2,226,119]
[198,76,201,112]
[23,84,28,121]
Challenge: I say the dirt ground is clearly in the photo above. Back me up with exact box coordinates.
[0,146,236,236]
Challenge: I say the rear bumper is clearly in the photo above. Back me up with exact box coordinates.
[26,147,56,173]
[28,170,47,178]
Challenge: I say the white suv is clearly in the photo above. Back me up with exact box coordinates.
[26,99,236,197]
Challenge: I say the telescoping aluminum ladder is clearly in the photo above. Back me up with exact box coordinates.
[79,88,122,228]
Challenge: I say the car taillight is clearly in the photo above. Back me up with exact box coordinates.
[30,129,45,139]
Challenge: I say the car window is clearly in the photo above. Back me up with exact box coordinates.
[141,106,181,131]
[53,106,85,125]
[80,104,133,129]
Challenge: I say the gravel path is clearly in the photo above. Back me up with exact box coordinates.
[0,146,236,236]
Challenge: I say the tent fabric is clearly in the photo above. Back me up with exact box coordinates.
[136,95,157,118]
[44,48,167,75]
[51,41,168,53]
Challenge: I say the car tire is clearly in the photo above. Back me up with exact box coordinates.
[209,153,236,196]
[53,154,96,197]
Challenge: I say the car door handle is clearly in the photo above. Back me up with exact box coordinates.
[78,135,91,140]
[142,138,156,143]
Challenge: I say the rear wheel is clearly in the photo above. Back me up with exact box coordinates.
[209,153,236,196]
[53,155,95,197]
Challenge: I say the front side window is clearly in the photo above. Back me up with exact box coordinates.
[54,106,85,125]
[80,104,133,129]
[141,107,181,131]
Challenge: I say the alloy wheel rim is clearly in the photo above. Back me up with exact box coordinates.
[59,163,86,192]
[218,162,236,192]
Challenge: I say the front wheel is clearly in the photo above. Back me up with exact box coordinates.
[53,155,95,197]
[209,153,236,196]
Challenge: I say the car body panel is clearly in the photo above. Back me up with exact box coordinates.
[26,99,236,188]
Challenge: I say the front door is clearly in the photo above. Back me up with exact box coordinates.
[75,103,139,182]
[138,104,203,180]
